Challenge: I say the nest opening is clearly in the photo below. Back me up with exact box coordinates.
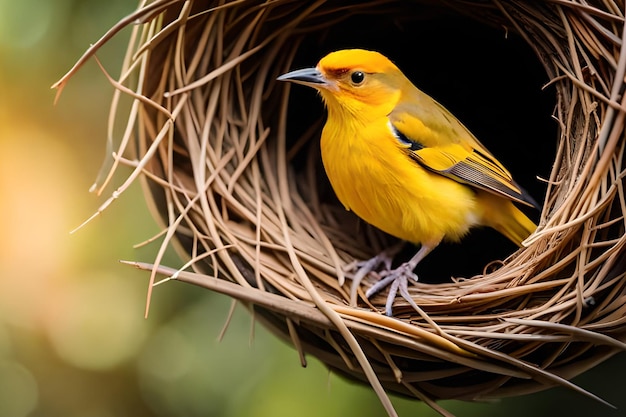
[282,10,555,282]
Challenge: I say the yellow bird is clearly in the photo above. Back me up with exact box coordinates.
[278,49,538,316]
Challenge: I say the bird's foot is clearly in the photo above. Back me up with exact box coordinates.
[366,262,419,316]
[346,243,435,316]
[346,248,419,316]
[346,250,395,306]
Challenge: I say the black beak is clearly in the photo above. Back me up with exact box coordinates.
[277,67,329,87]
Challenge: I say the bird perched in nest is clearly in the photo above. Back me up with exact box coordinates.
[278,49,538,316]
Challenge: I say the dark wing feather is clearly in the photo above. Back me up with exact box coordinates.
[389,120,539,209]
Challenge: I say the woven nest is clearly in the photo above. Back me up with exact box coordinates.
[56,1,626,416]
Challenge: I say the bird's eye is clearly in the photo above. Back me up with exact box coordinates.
[350,71,365,85]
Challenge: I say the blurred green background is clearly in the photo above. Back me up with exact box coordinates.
[0,1,625,416]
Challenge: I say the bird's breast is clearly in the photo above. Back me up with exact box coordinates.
[320,117,478,244]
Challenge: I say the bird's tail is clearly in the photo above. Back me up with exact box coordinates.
[479,193,537,246]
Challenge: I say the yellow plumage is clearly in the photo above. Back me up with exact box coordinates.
[278,49,538,315]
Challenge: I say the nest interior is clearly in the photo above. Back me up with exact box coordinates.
[56,1,626,416]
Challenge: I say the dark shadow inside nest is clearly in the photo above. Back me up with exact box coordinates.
[281,10,556,283]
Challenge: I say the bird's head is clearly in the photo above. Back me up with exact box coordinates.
[277,49,406,117]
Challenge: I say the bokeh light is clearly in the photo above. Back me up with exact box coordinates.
[43,274,149,371]
[0,361,38,417]
[0,0,53,50]
[0,1,625,416]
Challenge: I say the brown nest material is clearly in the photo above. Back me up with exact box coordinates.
[56,1,626,416]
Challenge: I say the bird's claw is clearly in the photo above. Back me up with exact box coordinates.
[365,262,418,295]
[365,262,419,316]
[346,251,395,306]
[346,244,423,316]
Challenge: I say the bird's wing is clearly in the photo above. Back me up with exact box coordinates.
[389,97,539,209]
